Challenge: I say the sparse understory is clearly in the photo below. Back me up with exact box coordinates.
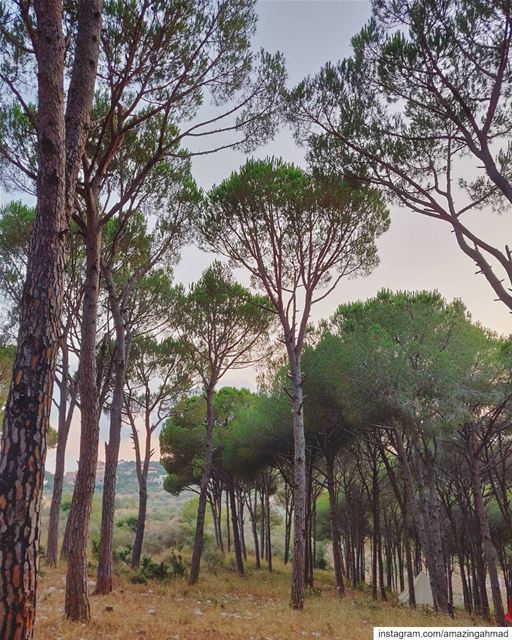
[36,560,487,640]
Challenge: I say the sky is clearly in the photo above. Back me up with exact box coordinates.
[46,0,511,472]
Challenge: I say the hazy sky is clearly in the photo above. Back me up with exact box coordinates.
[46,0,512,471]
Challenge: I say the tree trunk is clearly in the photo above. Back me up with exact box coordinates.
[0,2,102,632]
[228,481,244,576]
[217,491,223,552]
[395,433,446,610]
[0,7,66,637]
[46,345,77,566]
[404,532,416,608]
[95,290,130,594]
[305,458,314,587]
[226,490,231,554]
[238,490,247,561]
[188,387,215,585]
[373,465,386,601]
[259,487,265,560]
[248,490,260,569]
[131,476,148,569]
[65,205,102,622]
[468,439,505,625]
[289,354,306,609]
[265,481,273,572]
[326,456,344,598]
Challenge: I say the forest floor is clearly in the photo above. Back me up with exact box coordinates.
[36,561,488,640]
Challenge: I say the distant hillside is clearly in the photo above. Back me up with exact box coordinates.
[43,460,170,496]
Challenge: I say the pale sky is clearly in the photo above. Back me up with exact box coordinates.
[45,0,511,472]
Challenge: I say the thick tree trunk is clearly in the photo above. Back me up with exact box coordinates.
[228,481,244,576]
[289,354,306,609]
[189,387,215,585]
[0,2,102,633]
[65,207,102,622]
[0,7,66,637]
[326,457,345,598]
[46,350,77,565]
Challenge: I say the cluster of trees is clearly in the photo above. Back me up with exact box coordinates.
[0,1,511,638]
[163,290,512,626]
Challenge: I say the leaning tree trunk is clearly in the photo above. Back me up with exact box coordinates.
[65,207,102,622]
[95,291,130,594]
[0,7,66,637]
[289,353,306,609]
[46,348,77,566]
[188,386,215,585]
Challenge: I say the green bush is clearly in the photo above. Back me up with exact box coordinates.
[167,549,187,578]
[314,541,329,570]
[116,516,138,532]
[203,544,224,575]
[128,551,188,584]
[114,544,133,564]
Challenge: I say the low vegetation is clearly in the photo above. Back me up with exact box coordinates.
[36,560,483,640]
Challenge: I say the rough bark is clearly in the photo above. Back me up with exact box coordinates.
[131,424,151,569]
[131,477,148,569]
[395,432,447,610]
[188,387,215,585]
[64,203,102,622]
[289,354,306,609]
[95,285,130,593]
[468,438,505,625]
[326,457,345,598]
[265,480,273,573]
[238,491,247,561]
[0,6,66,636]
[0,3,102,637]
[46,345,77,565]
[228,481,245,576]
[247,490,260,569]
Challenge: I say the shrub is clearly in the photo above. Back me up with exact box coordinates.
[314,541,329,570]
[167,550,187,578]
[117,516,138,532]
[114,545,133,564]
[129,551,188,584]
[203,544,225,575]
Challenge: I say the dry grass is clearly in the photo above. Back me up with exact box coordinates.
[36,560,488,640]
